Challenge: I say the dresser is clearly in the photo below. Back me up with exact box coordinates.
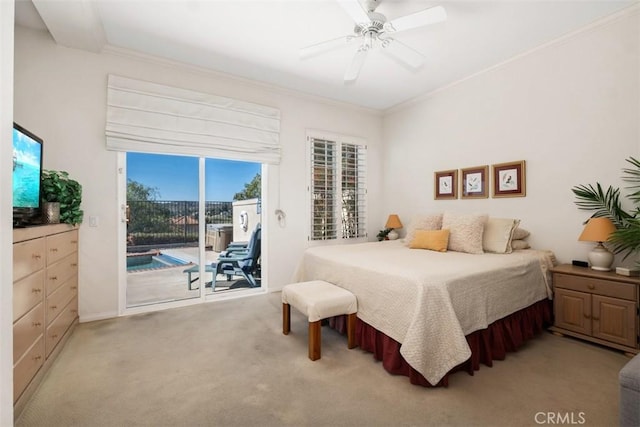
[550,264,639,354]
[13,224,79,413]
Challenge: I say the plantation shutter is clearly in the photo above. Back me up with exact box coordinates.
[105,75,281,164]
[310,138,337,240]
[341,143,367,239]
[309,135,367,241]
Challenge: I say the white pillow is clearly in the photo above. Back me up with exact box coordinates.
[483,218,520,254]
[512,227,530,240]
[441,212,488,254]
[403,213,443,247]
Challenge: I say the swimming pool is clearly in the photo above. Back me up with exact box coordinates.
[126,252,189,272]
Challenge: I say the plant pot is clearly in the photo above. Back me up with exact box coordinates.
[43,202,60,224]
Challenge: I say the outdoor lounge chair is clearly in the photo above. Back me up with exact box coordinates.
[220,223,261,256]
[211,223,261,291]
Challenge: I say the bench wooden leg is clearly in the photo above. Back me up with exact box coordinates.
[309,320,321,361]
[347,313,356,349]
[282,303,290,335]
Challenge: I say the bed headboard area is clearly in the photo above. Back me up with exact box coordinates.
[402,212,531,255]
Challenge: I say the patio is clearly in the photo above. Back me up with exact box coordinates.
[125,198,261,307]
[126,246,258,307]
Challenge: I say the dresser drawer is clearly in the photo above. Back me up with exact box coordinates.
[554,273,637,301]
[13,238,45,282]
[46,277,78,326]
[13,270,45,322]
[46,297,78,357]
[46,252,78,295]
[13,303,44,361]
[13,336,44,403]
[46,230,78,265]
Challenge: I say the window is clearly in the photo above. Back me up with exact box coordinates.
[308,134,367,241]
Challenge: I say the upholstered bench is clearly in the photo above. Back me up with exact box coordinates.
[620,353,640,427]
[282,280,357,361]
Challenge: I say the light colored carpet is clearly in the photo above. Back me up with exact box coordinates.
[16,292,629,427]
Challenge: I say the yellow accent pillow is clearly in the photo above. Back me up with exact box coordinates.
[410,229,450,252]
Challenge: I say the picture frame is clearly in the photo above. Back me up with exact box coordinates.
[461,165,489,199]
[434,169,458,200]
[492,160,526,198]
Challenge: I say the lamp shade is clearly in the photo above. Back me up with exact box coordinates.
[578,217,616,242]
[385,214,403,229]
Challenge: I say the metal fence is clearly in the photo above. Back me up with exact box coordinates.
[126,200,233,251]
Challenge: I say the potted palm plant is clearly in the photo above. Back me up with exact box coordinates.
[572,157,640,262]
[41,169,84,225]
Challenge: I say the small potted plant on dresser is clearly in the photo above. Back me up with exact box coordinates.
[41,169,84,225]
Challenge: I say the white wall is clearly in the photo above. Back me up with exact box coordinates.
[382,8,640,267]
[0,1,14,423]
[13,26,383,321]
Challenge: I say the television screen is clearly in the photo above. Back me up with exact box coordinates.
[13,123,43,210]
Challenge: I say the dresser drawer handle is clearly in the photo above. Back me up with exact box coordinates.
[33,355,42,361]
[587,284,595,290]
[32,321,41,327]
[32,253,41,260]
[592,316,600,321]
[51,334,58,339]
[50,248,58,252]
[50,305,57,310]
[71,286,77,290]
[71,309,78,314]
[71,263,78,267]
[32,288,42,293]
[71,240,78,244]
[583,314,591,319]
[49,276,57,281]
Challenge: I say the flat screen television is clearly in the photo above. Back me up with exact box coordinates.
[13,123,43,226]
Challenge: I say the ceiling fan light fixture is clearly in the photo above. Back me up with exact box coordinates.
[301,0,446,82]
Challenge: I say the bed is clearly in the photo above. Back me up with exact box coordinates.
[295,234,556,387]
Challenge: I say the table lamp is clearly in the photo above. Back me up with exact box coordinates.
[578,217,616,271]
[385,214,403,240]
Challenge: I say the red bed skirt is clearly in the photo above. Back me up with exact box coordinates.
[330,299,552,387]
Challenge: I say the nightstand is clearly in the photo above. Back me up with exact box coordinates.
[550,264,639,355]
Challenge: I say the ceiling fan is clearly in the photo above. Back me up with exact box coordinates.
[300,0,447,82]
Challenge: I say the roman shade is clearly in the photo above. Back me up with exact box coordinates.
[105,75,281,164]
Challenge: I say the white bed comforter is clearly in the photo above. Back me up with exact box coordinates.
[296,240,555,384]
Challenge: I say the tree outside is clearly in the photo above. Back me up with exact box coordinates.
[127,179,172,236]
[234,173,261,200]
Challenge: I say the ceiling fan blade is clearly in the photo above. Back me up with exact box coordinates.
[344,47,368,82]
[300,35,358,60]
[381,37,425,70]
[384,5,446,33]
[337,0,370,24]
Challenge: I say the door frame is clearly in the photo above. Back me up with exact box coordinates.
[116,153,269,317]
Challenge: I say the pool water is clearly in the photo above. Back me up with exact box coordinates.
[127,253,189,272]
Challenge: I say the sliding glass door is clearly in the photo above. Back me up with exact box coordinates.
[124,153,262,308]
[125,153,201,307]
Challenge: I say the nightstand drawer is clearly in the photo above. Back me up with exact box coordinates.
[554,273,636,301]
